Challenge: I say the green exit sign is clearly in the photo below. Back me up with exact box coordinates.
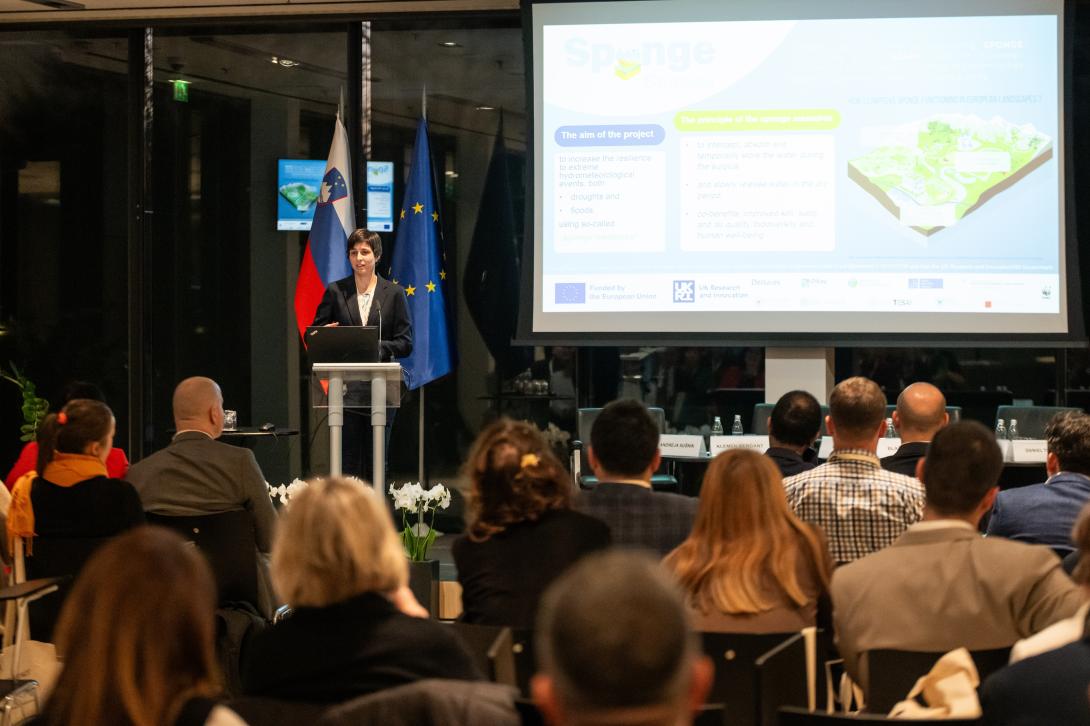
[172,79,190,102]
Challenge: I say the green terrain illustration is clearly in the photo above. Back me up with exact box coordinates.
[848,115,1052,235]
[279,183,319,213]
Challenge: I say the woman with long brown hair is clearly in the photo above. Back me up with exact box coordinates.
[664,449,832,633]
[454,418,610,627]
[38,526,245,726]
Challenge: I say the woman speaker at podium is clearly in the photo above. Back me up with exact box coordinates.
[312,228,412,479]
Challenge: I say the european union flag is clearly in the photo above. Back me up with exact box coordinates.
[389,118,455,390]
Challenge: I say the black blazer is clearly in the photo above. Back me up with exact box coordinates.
[312,276,413,362]
[880,441,929,478]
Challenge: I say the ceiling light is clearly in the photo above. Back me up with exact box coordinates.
[270,56,299,68]
[475,105,495,111]
[438,41,462,48]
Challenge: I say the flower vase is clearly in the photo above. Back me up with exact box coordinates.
[408,558,440,618]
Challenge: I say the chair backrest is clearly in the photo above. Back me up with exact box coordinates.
[701,632,800,726]
[448,622,516,686]
[995,405,1081,439]
[942,390,1013,427]
[777,706,981,724]
[26,535,112,641]
[864,647,1011,714]
[756,633,809,726]
[752,404,830,438]
[146,510,261,608]
[319,678,520,726]
[883,404,963,425]
[575,406,667,476]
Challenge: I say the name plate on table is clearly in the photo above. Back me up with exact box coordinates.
[709,435,769,457]
[876,438,902,458]
[1010,439,1047,463]
[659,434,706,458]
[817,436,833,459]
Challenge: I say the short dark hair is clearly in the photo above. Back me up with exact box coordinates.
[769,390,821,447]
[828,377,886,438]
[921,421,1002,516]
[346,228,382,259]
[535,550,696,711]
[1045,411,1090,476]
[590,400,659,477]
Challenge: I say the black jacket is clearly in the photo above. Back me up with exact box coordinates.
[765,447,818,478]
[312,276,413,362]
[880,441,929,478]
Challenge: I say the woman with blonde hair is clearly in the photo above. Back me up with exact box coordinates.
[241,477,479,703]
[38,526,245,726]
[454,418,610,628]
[664,449,833,633]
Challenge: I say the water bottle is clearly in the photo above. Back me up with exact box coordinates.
[995,419,1007,440]
[731,414,744,436]
[1008,418,1019,441]
[885,417,896,438]
[711,416,724,436]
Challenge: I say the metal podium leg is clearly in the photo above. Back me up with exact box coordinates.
[371,374,387,496]
[329,373,344,477]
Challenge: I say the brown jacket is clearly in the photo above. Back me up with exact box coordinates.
[831,521,1083,688]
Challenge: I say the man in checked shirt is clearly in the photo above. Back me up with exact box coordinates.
[783,376,925,565]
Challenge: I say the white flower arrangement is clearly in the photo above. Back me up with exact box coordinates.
[268,476,369,507]
[389,482,452,561]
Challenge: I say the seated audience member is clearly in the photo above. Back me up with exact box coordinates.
[763,390,822,477]
[784,377,924,564]
[532,550,713,726]
[455,419,610,628]
[979,631,1090,725]
[37,526,247,726]
[1008,502,1090,663]
[242,477,480,702]
[831,421,1083,689]
[665,450,833,633]
[126,376,277,614]
[881,382,949,477]
[578,399,697,555]
[5,380,130,488]
[8,398,143,546]
[986,410,1090,555]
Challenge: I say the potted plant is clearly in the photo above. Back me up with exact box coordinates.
[1,363,49,443]
[390,482,452,617]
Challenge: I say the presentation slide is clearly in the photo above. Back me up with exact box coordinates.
[277,159,325,231]
[530,0,1068,336]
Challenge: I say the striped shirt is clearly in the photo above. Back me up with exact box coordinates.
[784,449,925,564]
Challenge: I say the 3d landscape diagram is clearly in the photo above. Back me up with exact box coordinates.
[848,115,1053,235]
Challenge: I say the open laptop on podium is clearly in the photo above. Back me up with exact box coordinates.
[305,325,380,364]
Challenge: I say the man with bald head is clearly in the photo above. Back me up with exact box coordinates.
[881,382,950,477]
[127,377,277,613]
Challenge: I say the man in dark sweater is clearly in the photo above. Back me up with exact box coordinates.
[764,390,822,478]
[578,399,697,556]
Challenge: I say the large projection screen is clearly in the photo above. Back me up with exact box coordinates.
[525,0,1082,343]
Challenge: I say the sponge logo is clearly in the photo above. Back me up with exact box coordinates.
[565,38,715,78]
[614,58,641,80]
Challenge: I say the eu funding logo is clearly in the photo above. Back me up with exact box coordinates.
[555,282,586,304]
[673,280,696,303]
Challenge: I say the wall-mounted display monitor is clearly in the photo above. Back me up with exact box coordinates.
[277,158,325,231]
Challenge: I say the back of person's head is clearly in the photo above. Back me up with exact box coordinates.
[533,550,710,726]
[464,417,571,542]
[895,382,948,439]
[667,450,830,615]
[768,390,822,447]
[272,476,406,608]
[43,526,219,726]
[1045,411,1090,476]
[920,421,1003,516]
[35,398,114,473]
[828,377,886,441]
[589,399,660,477]
[172,376,223,430]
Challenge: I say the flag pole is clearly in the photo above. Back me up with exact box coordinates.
[418,86,427,486]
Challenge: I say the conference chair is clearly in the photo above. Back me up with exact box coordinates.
[994,405,1081,439]
[24,534,110,641]
[447,622,517,686]
[751,404,830,437]
[863,647,1010,714]
[943,391,1013,428]
[569,407,679,492]
[0,578,62,725]
[701,631,809,726]
[777,707,980,725]
[146,510,262,611]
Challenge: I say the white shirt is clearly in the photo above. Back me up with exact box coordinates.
[356,290,374,326]
[1009,601,1090,663]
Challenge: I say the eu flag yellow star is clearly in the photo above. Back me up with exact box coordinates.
[412,202,424,214]
[426,281,436,293]
[405,285,416,296]
[399,209,405,219]
[431,211,439,222]
[439,270,447,281]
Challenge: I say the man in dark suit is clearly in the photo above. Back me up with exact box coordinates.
[881,382,949,477]
[986,410,1090,555]
[763,390,821,477]
[578,399,697,556]
[127,376,278,615]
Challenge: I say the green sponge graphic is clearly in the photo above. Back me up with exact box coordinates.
[614,58,641,80]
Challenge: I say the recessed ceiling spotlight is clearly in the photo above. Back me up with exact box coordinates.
[270,56,299,67]
[475,105,495,111]
[438,41,462,48]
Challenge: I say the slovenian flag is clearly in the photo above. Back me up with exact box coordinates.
[293,113,355,339]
